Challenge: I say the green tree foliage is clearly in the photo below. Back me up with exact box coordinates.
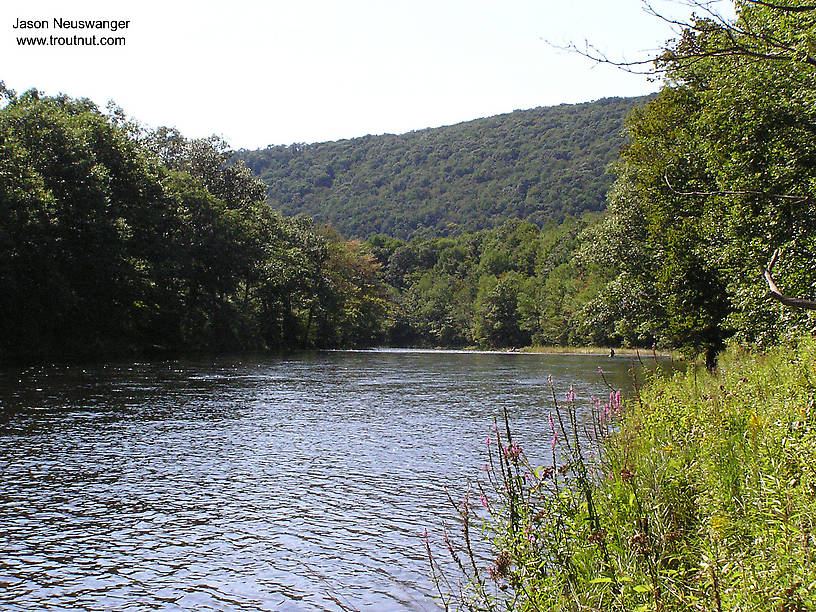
[472,273,527,348]
[583,0,816,360]
[368,216,610,349]
[237,97,652,239]
[0,89,390,363]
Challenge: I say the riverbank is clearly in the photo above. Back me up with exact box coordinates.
[440,337,816,610]
[391,344,681,359]
[521,344,680,359]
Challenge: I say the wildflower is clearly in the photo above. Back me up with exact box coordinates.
[629,531,649,554]
[504,442,522,461]
[423,528,429,545]
[480,494,488,509]
[548,413,557,449]
[489,550,512,581]
[598,366,603,374]
[485,435,491,447]
[663,530,680,543]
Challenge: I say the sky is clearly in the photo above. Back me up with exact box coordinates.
[2,1,709,150]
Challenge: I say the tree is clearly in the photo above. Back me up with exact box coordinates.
[472,273,528,348]
[0,88,395,362]
[583,0,816,361]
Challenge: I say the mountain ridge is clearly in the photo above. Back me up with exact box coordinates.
[237,94,654,239]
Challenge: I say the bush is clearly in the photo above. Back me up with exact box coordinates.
[429,338,816,610]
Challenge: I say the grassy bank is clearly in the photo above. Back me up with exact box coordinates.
[433,338,816,610]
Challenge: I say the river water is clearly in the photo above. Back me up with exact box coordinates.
[0,349,641,611]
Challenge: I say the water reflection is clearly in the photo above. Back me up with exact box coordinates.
[0,350,652,610]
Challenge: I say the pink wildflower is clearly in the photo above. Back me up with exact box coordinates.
[548,413,557,449]
[504,442,522,461]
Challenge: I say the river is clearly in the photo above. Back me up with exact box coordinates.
[0,349,643,611]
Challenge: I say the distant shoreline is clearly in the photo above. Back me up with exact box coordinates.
[330,345,679,359]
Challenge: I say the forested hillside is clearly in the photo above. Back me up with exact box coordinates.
[237,96,651,238]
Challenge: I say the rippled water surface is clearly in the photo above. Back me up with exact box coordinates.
[0,349,641,610]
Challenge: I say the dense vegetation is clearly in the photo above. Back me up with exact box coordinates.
[434,339,816,610]
[364,216,615,349]
[0,87,388,363]
[579,1,816,363]
[237,97,649,239]
[3,0,814,365]
[430,1,816,610]
[0,86,643,364]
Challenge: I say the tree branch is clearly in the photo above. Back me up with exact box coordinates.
[556,0,816,77]
[763,249,816,310]
[663,173,812,202]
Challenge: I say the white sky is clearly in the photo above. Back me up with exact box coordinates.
[2,1,709,149]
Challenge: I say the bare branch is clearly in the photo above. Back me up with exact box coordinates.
[763,249,816,310]
[555,0,816,77]
[663,173,813,202]
[547,40,665,75]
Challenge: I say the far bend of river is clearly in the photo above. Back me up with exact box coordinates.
[0,349,654,611]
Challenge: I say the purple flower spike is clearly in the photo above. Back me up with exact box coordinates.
[548,413,558,449]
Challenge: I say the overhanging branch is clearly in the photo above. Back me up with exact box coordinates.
[763,249,816,310]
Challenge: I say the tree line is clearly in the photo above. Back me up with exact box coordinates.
[3,0,814,367]
[236,96,650,239]
[364,216,612,349]
[0,87,387,363]
[579,0,816,365]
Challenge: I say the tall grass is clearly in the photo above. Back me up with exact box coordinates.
[429,337,816,610]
